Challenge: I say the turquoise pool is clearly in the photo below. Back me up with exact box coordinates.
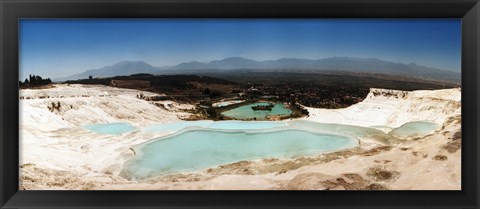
[122,128,358,179]
[389,121,439,138]
[142,120,287,132]
[83,119,436,179]
[121,120,403,180]
[221,102,293,120]
[142,121,214,133]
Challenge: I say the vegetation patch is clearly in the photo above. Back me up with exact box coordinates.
[47,101,62,112]
[19,74,53,89]
[362,146,393,156]
[452,131,461,140]
[443,139,461,153]
[367,166,399,181]
[433,155,448,161]
[281,172,388,190]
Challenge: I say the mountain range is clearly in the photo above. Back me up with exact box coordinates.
[55,57,461,84]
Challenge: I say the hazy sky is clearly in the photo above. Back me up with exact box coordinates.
[20,19,461,80]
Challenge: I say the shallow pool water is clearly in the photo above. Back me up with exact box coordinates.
[142,120,287,132]
[206,121,287,130]
[84,122,136,135]
[122,128,358,179]
[142,121,214,133]
[122,120,403,179]
[389,121,439,138]
[221,102,293,120]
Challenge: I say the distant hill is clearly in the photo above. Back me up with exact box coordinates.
[56,61,159,81]
[56,57,461,84]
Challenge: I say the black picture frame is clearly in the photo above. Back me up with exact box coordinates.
[1,0,479,208]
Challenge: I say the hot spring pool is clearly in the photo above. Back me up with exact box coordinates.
[86,119,437,179]
[142,120,287,132]
[142,121,214,133]
[121,120,404,180]
[389,121,439,138]
[122,128,358,179]
[221,102,293,120]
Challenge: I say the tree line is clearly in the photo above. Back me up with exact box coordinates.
[19,74,52,87]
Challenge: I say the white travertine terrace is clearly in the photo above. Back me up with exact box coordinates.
[19,84,461,190]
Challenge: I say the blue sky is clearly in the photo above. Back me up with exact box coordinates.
[19,19,461,80]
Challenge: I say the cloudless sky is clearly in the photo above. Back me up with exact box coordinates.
[19,19,461,80]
